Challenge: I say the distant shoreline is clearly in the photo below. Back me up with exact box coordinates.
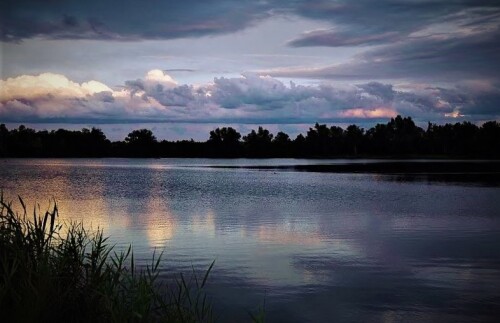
[203,160,500,174]
[2,116,499,158]
[3,156,500,161]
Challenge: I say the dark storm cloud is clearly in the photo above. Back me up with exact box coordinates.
[276,1,500,88]
[287,29,402,47]
[457,82,500,116]
[287,0,500,47]
[265,25,500,82]
[163,69,196,73]
[4,0,500,43]
[149,85,198,107]
[0,0,275,41]
[357,82,395,102]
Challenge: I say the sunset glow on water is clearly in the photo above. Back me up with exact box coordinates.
[2,159,499,321]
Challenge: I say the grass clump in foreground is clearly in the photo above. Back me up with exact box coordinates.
[0,195,214,323]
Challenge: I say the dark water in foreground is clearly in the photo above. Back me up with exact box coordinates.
[1,159,500,322]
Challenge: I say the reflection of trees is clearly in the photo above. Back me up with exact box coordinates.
[1,116,499,158]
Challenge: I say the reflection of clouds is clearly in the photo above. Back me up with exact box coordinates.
[191,210,216,236]
[381,311,399,323]
[24,165,110,227]
[301,267,317,284]
[143,178,177,247]
[243,223,363,286]
[5,166,124,238]
[257,224,323,246]
[56,197,114,238]
[4,159,500,321]
[145,208,176,248]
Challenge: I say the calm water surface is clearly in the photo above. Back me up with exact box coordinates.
[1,158,500,322]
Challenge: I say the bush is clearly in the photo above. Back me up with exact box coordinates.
[0,195,214,323]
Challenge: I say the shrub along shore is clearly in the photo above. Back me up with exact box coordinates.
[1,116,499,158]
[0,195,218,323]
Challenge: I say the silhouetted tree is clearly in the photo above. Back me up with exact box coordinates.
[306,123,333,156]
[345,125,364,155]
[243,127,273,157]
[273,131,290,144]
[329,126,345,155]
[366,116,423,155]
[208,127,240,143]
[273,131,292,157]
[125,129,157,145]
[124,129,158,157]
[452,122,479,155]
[0,124,8,157]
[293,134,307,157]
[207,127,242,157]
[0,116,498,158]
[387,116,423,154]
[478,121,500,157]
[366,123,389,155]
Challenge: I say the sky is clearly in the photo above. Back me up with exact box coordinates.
[1,0,499,140]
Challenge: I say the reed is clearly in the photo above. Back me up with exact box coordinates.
[0,194,214,323]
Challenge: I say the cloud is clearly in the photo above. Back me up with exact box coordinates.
[163,69,197,73]
[340,108,397,119]
[262,24,500,83]
[125,69,178,93]
[287,29,401,47]
[287,1,500,47]
[2,70,499,123]
[0,73,112,101]
[1,0,274,42]
[210,74,290,109]
[0,72,172,121]
[3,2,499,127]
[248,1,500,86]
[3,0,499,44]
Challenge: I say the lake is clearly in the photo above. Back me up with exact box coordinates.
[1,158,500,322]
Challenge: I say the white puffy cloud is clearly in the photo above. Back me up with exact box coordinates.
[142,69,178,89]
[0,71,172,120]
[0,73,112,102]
[1,70,497,123]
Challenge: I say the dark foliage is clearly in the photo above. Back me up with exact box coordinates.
[1,116,499,158]
[0,196,215,322]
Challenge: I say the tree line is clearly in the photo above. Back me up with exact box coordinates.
[1,116,499,158]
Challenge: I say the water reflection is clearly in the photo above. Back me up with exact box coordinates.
[372,173,500,187]
[191,210,216,236]
[144,197,177,247]
[1,158,500,322]
[257,224,323,246]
